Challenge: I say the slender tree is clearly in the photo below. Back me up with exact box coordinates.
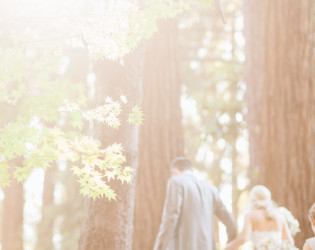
[133,19,184,250]
[2,163,23,250]
[244,0,314,247]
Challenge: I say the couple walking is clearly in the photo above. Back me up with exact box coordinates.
[153,157,296,250]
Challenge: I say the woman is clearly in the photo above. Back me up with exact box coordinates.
[303,203,315,250]
[225,185,294,249]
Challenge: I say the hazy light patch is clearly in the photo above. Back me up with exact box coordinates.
[236,137,248,153]
[181,95,200,124]
[235,50,245,62]
[24,169,44,250]
[217,138,226,150]
[202,31,212,46]
[25,142,34,151]
[87,72,95,97]
[54,182,63,204]
[222,51,232,60]
[205,151,214,164]
[217,81,229,93]
[59,56,70,75]
[58,161,67,171]
[236,88,245,101]
[234,31,245,47]
[220,158,232,174]
[181,96,197,116]
[219,113,231,125]
[30,116,42,130]
[189,60,201,70]
[0,189,4,201]
[195,145,208,163]
[235,15,244,30]
[222,42,232,52]
[218,183,232,245]
[207,135,213,143]
[224,24,232,32]
[220,41,232,60]
[26,48,36,59]
[53,217,62,250]
[242,107,248,116]
[238,81,246,91]
[197,48,208,59]
[200,133,206,140]
[53,233,62,250]
[67,37,85,48]
[235,112,243,122]
[222,125,228,134]
[237,175,248,190]
[193,168,208,181]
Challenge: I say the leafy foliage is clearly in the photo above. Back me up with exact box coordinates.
[0,0,215,200]
[128,106,144,125]
[0,48,142,199]
[1,0,213,60]
[71,142,132,200]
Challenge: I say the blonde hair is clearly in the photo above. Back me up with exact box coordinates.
[309,203,315,220]
[248,185,277,220]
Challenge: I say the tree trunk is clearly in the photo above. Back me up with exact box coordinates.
[133,20,184,250]
[244,0,314,247]
[2,179,23,250]
[78,47,144,250]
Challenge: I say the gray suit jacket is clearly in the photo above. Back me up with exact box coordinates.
[154,171,236,250]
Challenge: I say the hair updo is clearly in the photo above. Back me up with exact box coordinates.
[248,185,277,220]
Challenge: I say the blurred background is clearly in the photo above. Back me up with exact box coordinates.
[0,0,314,249]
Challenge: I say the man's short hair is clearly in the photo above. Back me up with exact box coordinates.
[171,157,192,171]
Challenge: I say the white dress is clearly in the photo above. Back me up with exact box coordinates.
[306,237,315,250]
[251,231,282,249]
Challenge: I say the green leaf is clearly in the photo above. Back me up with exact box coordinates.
[128,106,144,125]
[13,167,32,183]
[0,163,11,187]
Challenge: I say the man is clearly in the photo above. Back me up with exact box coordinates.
[154,157,236,250]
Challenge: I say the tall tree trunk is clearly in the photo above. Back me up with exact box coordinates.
[79,47,144,250]
[2,178,23,250]
[133,20,184,250]
[244,0,314,247]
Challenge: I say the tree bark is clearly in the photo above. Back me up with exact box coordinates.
[133,20,184,250]
[2,179,23,250]
[244,0,314,247]
[78,47,145,250]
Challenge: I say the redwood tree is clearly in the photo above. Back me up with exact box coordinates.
[2,177,23,250]
[79,47,145,250]
[133,20,184,250]
[244,0,314,247]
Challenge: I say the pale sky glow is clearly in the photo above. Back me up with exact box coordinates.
[24,169,44,250]
[220,158,232,174]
